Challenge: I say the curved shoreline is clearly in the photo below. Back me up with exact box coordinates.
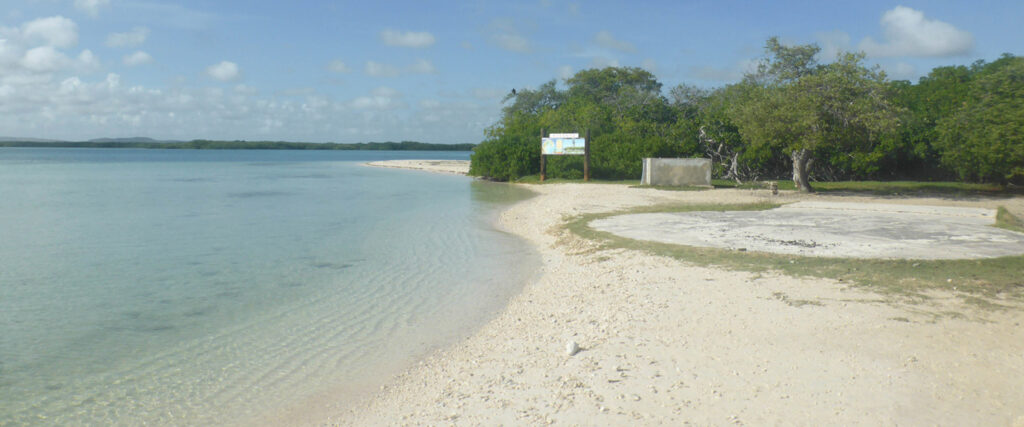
[336,161,1024,425]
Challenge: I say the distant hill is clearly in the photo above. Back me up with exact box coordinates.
[0,136,66,143]
[87,137,183,143]
[0,138,476,151]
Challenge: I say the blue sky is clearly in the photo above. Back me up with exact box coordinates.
[1,0,1020,143]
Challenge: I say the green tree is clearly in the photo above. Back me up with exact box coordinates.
[672,83,771,182]
[731,38,899,191]
[468,111,542,180]
[501,80,565,119]
[566,67,662,107]
[471,67,693,181]
[935,55,1024,184]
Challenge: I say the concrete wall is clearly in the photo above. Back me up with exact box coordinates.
[641,158,712,187]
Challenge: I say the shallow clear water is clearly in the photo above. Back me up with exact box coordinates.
[0,148,537,425]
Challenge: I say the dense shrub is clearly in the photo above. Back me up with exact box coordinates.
[935,56,1024,184]
[470,54,1023,186]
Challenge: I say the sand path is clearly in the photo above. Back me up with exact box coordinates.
[326,161,1024,426]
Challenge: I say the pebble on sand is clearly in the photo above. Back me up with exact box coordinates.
[566,341,581,356]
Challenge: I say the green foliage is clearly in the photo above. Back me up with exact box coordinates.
[996,207,1024,233]
[936,56,1024,184]
[566,67,662,107]
[730,40,900,191]
[468,113,542,180]
[470,66,699,181]
[501,80,565,119]
[470,44,1022,186]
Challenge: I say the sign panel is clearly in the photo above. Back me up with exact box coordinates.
[542,137,586,155]
[549,133,579,138]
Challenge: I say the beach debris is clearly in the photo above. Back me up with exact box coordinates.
[566,340,581,356]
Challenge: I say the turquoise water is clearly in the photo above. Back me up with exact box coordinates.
[0,148,537,425]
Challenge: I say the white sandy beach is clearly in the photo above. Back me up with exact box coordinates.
[320,160,1024,426]
[364,160,471,175]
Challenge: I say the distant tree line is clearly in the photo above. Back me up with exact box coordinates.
[0,140,476,151]
[469,37,1023,190]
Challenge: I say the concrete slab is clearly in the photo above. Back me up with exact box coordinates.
[590,201,1024,260]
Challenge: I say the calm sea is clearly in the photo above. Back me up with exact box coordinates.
[0,148,537,425]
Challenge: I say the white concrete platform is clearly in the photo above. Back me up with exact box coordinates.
[590,201,1024,260]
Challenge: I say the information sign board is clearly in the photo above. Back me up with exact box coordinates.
[541,137,586,155]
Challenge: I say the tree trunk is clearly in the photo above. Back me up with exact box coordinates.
[728,152,741,184]
[791,149,814,192]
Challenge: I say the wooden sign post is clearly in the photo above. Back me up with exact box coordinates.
[584,129,590,182]
[540,128,546,182]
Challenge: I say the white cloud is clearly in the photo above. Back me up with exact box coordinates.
[76,49,100,71]
[74,0,110,17]
[22,16,78,48]
[363,59,438,77]
[594,30,636,53]
[471,88,505,100]
[641,58,658,73]
[0,66,499,143]
[328,59,350,73]
[858,6,973,57]
[106,27,150,48]
[277,87,315,97]
[408,58,436,74]
[364,60,400,77]
[206,61,240,82]
[557,65,573,79]
[487,18,531,53]
[380,29,436,48]
[372,86,400,98]
[123,51,153,66]
[0,14,500,144]
[494,33,530,53]
[590,56,619,68]
[816,30,852,61]
[351,96,390,109]
[233,84,257,95]
[21,46,70,72]
[0,39,20,67]
[885,62,917,79]
[688,58,758,83]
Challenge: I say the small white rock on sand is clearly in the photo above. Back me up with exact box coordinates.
[316,162,1024,426]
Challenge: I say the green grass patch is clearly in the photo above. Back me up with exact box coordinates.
[772,291,825,307]
[514,176,1019,198]
[711,179,773,190]
[711,179,1016,197]
[996,207,1024,233]
[565,202,1024,306]
[512,174,640,185]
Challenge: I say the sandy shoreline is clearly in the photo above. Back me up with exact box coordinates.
[324,160,1024,425]
[364,159,470,175]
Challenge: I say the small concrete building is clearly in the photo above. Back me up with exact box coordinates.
[641,158,712,187]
